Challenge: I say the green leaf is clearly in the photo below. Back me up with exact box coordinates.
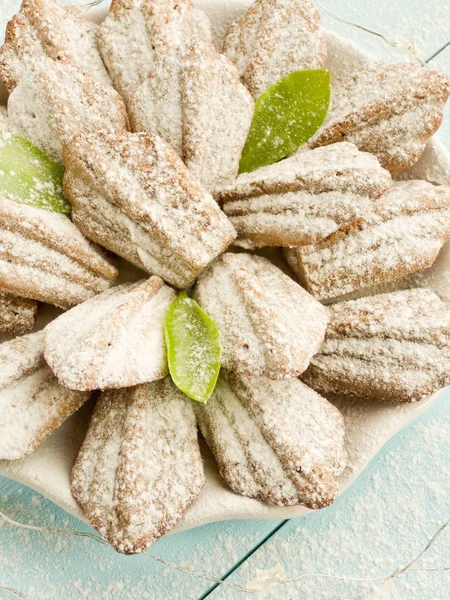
[0,131,71,213]
[239,69,331,174]
[164,290,221,403]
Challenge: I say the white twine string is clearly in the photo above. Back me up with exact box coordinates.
[0,584,28,599]
[1,508,450,597]
[311,0,426,64]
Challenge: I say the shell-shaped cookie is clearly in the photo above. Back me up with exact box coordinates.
[285,180,450,302]
[0,292,37,334]
[71,378,205,554]
[127,9,254,193]
[223,0,327,98]
[7,57,128,163]
[63,131,236,289]
[0,331,90,459]
[45,278,175,391]
[195,372,346,508]
[0,195,118,309]
[0,0,111,92]
[310,62,450,173]
[98,0,211,103]
[193,252,329,378]
[218,143,392,248]
[302,288,450,403]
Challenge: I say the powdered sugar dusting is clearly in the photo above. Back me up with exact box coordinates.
[289,180,450,301]
[44,278,175,391]
[71,378,205,554]
[7,57,128,163]
[196,372,346,509]
[223,0,327,97]
[63,130,236,289]
[0,0,111,93]
[0,331,89,460]
[311,62,450,172]
[194,252,329,378]
[303,288,450,403]
[0,194,117,308]
[219,142,392,247]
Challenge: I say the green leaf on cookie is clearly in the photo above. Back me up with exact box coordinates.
[239,70,331,174]
[164,290,221,403]
[0,131,71,214]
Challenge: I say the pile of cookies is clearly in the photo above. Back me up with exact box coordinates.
[0,0,449,554]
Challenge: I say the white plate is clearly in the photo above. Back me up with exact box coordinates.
[0,0,450,533]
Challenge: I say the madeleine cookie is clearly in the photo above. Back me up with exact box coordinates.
[218,143,391,248]
[285,180,450,302]
[45,278,175,391]
[63,131,236,289]
[195,372,346,508]
[223,0,327,98]
[0,195,118,309]
[310,62,450,172]
[71,378,205,554]
[0,0,111,92]
[7,57,128,163]
[302,288,450,403]
[0,331,89,460]
[193,252,329,379]
[127,4,253,193]
[0,292,37,334]
[98,0,211,103]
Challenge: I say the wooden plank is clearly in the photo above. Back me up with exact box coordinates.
[0,475,284,599]
[317,0,450,62]
[206,390,450,599]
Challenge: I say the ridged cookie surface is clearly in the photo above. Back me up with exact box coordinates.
[0,0,111,92]
[195,372,346,508]
[219,143,391,248]
[285,180,450,302]
[302,288,450,403]
[0,331,89,460]
[71,378,205,554]
[7,57,128,163]
[0,195,118,309]
[194,252,329,378]
[127,0,253,193]
[45,278,175,391]
[223,0,327,97]
[310,62,450,172]
[63,131,236,289]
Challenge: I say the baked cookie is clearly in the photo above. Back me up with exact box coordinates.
[285,180,450,302]
[0,195,118,309]
[223,0,327,97]
[193,252,329,378]
[310,62,450,172]
[127,5,253,193]
[302,288,450,403]
[0,0,111,93]
[98,0,211,103]
[195,372,346,508]
[218,143,391,248]
[45,278,175,391]
[63,131,236,289]
[0,331,89,460]
[7,57,128,163]
[0,292,37,334]
[0,106,8,131]
[71,378,205,554]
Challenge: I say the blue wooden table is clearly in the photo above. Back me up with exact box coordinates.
[1,1,450,599]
